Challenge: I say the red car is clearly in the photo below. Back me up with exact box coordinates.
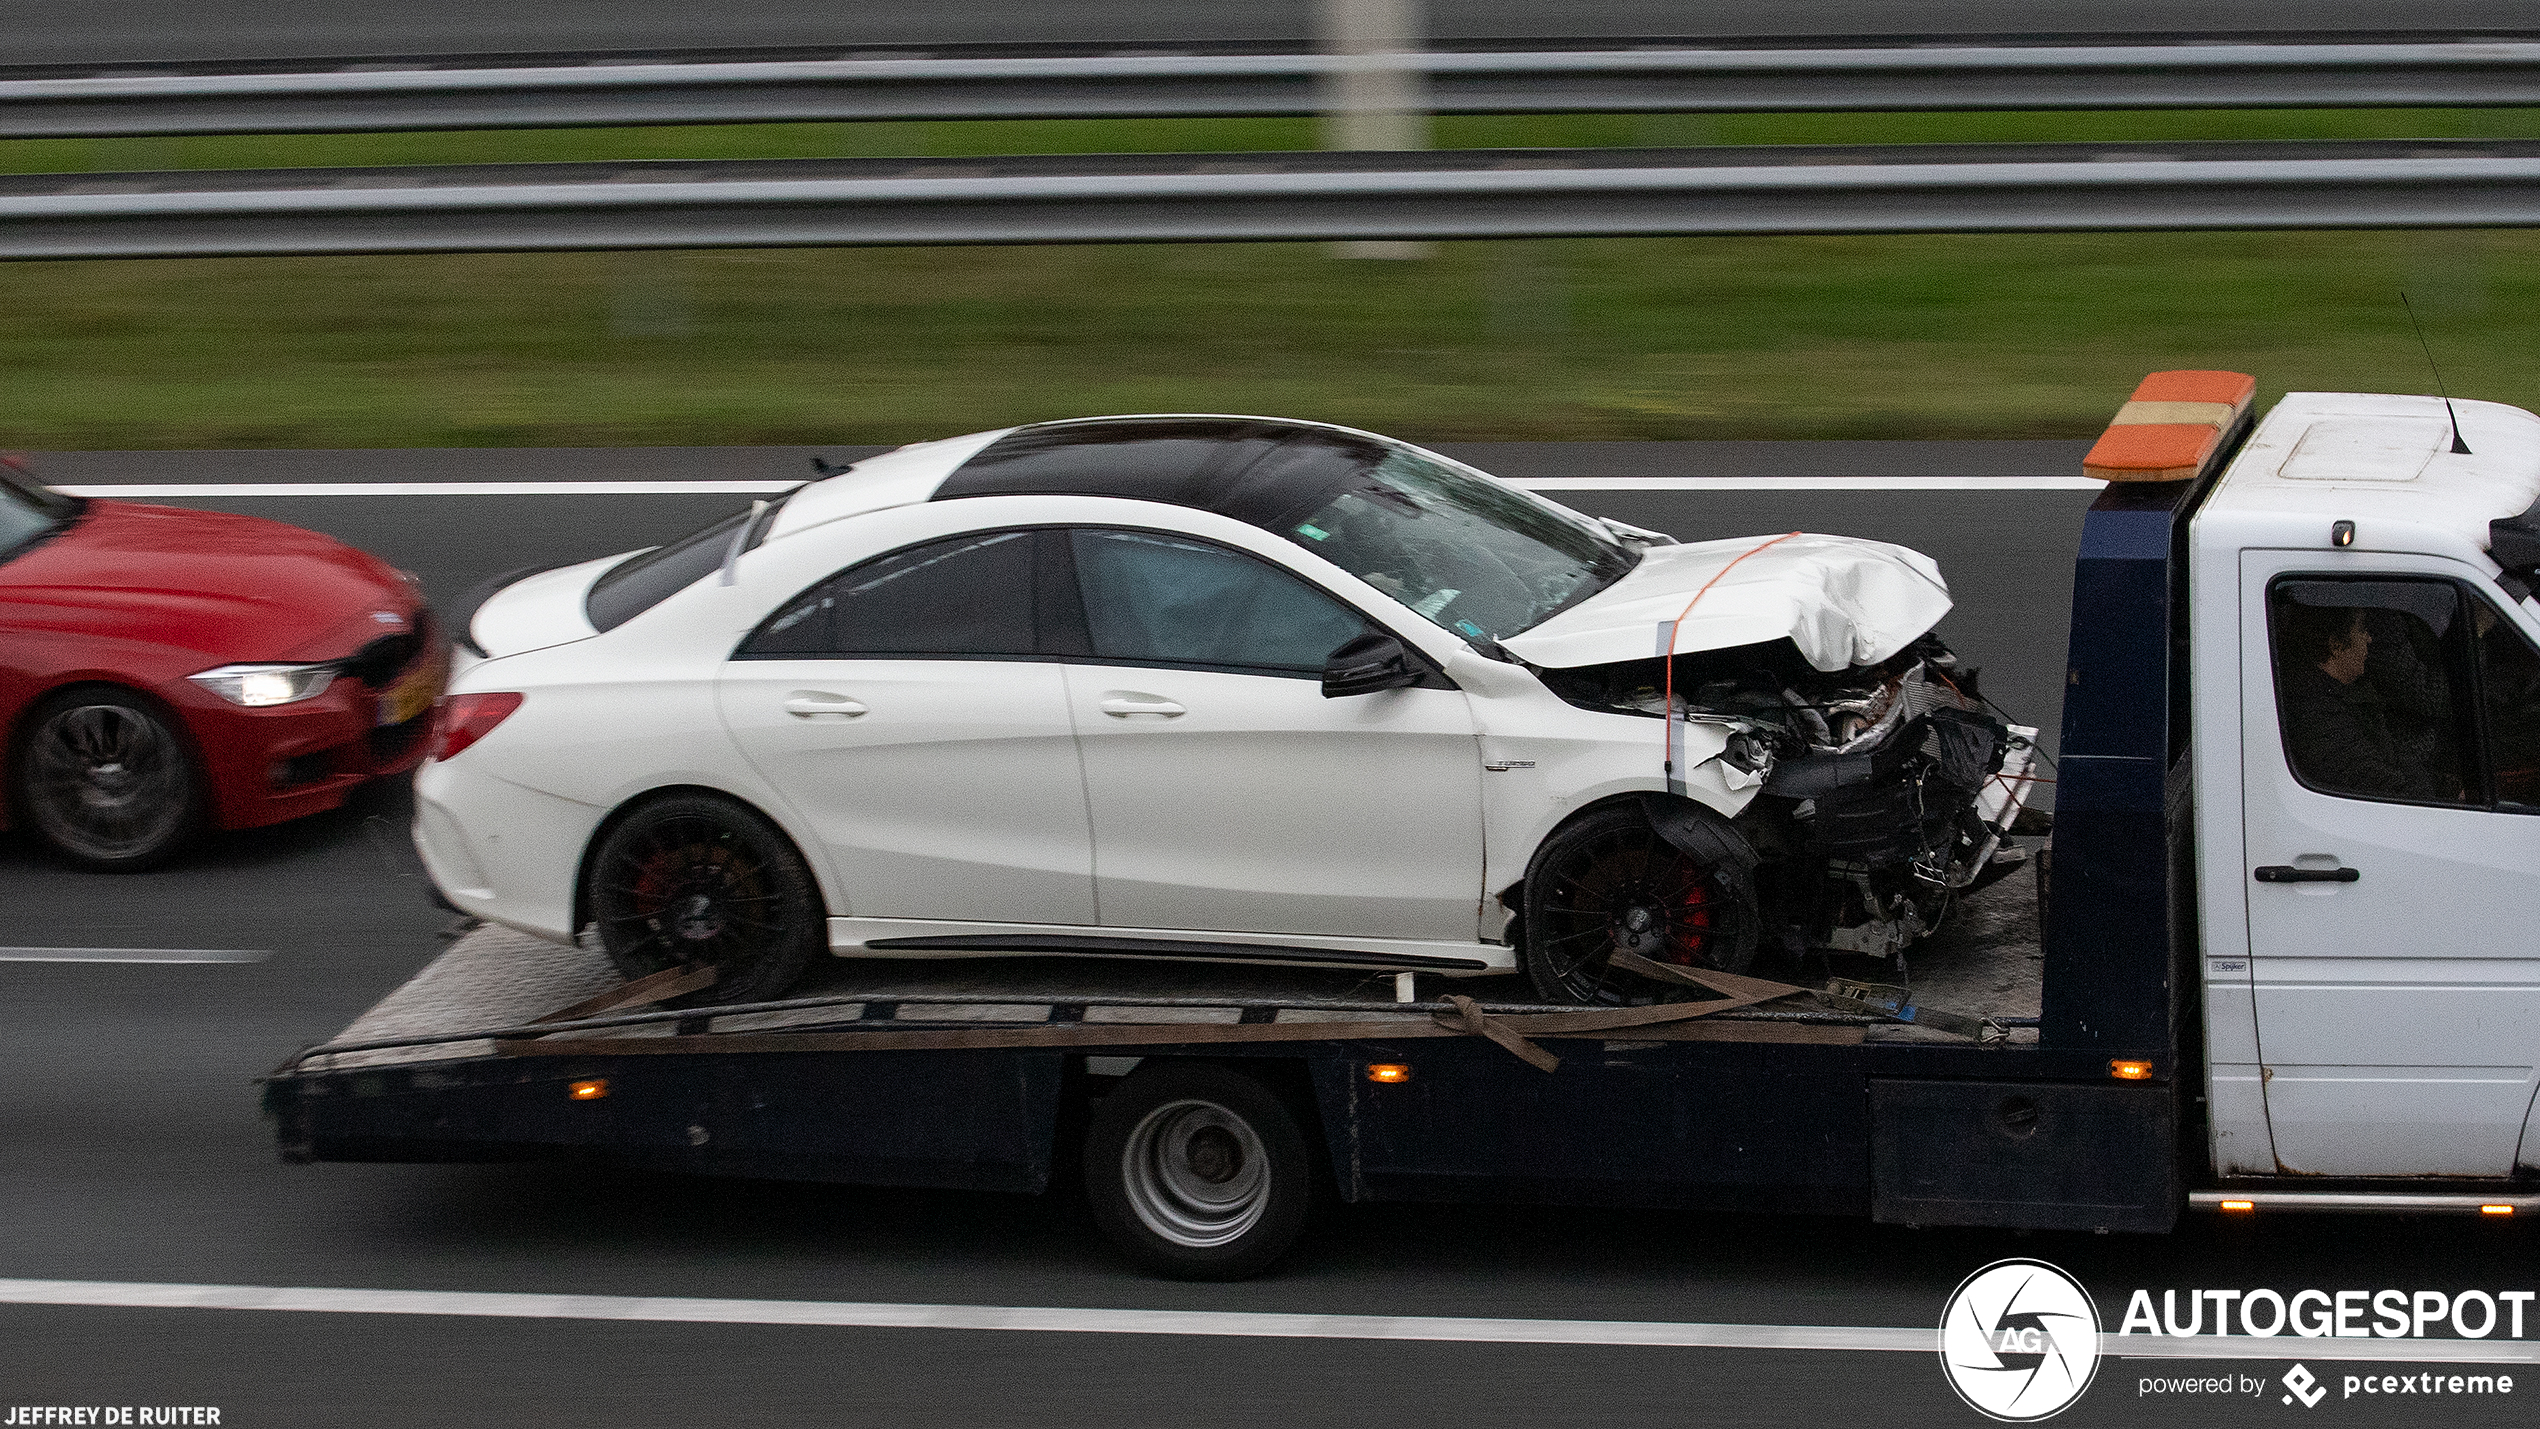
[0,460,447,869]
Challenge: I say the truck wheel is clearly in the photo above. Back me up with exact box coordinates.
[585,793,822,1005]
[15,687,202,871]
[1520,801,1760,1005]
[1083,1063,1318,1280]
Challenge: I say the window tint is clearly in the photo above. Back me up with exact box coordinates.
[1069,529,1368,674]
[741,529,1037,658]
[2268,578,2477,805]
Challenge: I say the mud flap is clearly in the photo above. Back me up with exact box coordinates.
[1871,1078,2178,1232]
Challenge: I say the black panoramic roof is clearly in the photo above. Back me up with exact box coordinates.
[935,417,1389,529]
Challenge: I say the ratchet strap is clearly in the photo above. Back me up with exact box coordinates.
[492,972,1814,1072]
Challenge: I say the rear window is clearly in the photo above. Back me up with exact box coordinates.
[585,511,749,633]
[584,492,794,633]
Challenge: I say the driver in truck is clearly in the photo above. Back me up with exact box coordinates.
[2274,598,2457,802]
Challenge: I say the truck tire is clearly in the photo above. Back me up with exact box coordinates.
[1083,1063,1318,1280]
[584,792,822,1005]
[1520,800,1760,1004]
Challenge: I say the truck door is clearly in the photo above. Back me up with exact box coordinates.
[2239,556,2540,1177]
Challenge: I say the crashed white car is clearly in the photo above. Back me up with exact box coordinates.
[417,417,2034,1005]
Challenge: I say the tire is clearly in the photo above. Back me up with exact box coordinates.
[1519,800,1760,1006]
[1083,1063,1319,1280]
[584,793,823,1005]
[13,687,202,871]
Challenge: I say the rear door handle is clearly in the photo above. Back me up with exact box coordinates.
[782,692,867,718]
[2254,865,2359,883]
[1099,696,1185,718]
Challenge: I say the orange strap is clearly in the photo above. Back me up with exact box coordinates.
[1661,532,1803,776]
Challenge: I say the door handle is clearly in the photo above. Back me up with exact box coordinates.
[1099,696,1185,718]
[2254,865,2359,884]
[782,692,867,718]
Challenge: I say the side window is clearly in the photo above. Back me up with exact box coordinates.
[739,529,1037,658]
[2473,593,2540,808]
[2267,578,2477,806]
[1069,528,1370,675]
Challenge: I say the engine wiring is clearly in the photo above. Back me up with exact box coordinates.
[1658,531,1804,791]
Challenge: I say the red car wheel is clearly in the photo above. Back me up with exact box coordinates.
[15,688,202,870]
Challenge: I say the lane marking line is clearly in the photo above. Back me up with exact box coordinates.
[48,476,2104,498]
[0,1280,2528,1361]
[0,947,270,963]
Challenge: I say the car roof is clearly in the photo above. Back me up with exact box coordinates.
[767,415,1400,544]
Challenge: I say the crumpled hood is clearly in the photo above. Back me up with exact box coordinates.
[0,500,414,661]
[1500,532,1952,672]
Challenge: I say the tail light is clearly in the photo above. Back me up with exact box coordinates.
[429,692,523,762]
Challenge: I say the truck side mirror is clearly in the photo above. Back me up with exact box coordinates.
[1322,633,1420,698]
[2492,505,2540,601]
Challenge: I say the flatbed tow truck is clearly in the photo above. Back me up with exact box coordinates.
[264,372,2540,1276]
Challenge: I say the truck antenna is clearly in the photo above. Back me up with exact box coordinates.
[2401,292,2474,456]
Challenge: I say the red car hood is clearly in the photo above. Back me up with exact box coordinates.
[0,500,416,662]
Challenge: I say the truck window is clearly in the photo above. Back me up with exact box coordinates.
[2267,578,2478,806]
[2473,591,2540,808]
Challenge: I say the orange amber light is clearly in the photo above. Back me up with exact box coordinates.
[2110,1060,2154,1081]
[1365,1064,1412,1084]
[2482,1205,2515,1217]
[2220,1200,2255,1213]
[568,1079,610,1101]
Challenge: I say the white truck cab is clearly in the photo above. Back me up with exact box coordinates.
[2191,391,2540,1180]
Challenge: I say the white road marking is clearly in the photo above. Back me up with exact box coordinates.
[0,1280,2528,1361]
[0,947,270,963]
[49,475,2103,498]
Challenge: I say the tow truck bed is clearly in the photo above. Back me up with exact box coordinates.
[263,873,2174,1231]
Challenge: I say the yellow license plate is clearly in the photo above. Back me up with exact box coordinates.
[378,660,445,727]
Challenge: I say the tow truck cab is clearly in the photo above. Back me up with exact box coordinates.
[2182,384,2540,1186]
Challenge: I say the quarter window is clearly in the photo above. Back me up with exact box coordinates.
[1069,528,1369,675]
[741,529,1037,658]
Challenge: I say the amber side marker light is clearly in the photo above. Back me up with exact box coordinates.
[2220,1200,2256,1213]
[568,1079,609,1101]
[1366,1064,1411,1084]
[2110,1060,2154,1080]
[2482,1205,2515,1217]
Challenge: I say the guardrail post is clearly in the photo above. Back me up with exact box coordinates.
[1316,0,1430,258]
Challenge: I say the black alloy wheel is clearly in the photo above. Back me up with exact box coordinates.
[586,793,822,1005]
[1083,1062,1320,1280]
[1519,802,1760,1006]
[15,688,201,871]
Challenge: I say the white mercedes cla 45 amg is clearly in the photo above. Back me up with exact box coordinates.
[417,417,2033,1006]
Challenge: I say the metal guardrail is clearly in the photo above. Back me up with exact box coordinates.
[6,41,2540,138]
[4,140,2538,259]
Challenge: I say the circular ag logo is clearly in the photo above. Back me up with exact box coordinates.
[1939,1258,2102,1421]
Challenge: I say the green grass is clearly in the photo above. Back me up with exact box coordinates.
[1,112,2536,450]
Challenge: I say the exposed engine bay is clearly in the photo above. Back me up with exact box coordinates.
[1540,634,2040,971]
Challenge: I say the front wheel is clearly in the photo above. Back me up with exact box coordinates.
[584,793,823,1005]
[14,687,202,871]
[1519,801,1760,1005]
[1083,1063,1319,1280]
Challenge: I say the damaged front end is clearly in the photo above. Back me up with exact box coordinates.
[1541,634,2040,971]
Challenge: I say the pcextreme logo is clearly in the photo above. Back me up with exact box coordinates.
[1940,1258,2104,1421]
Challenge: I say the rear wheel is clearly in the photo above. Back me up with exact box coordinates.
[1520,801,1759,1005]
[1083,1063,1318,1280]
[585,793,822,1005]
[15,688,201,871]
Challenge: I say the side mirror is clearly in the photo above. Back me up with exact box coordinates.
[1321,633,1421,698]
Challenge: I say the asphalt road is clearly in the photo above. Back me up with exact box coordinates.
[0,1,2533,68]
[5,441,2531,1428]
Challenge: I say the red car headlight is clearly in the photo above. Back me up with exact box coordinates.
[429,692,523,762]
